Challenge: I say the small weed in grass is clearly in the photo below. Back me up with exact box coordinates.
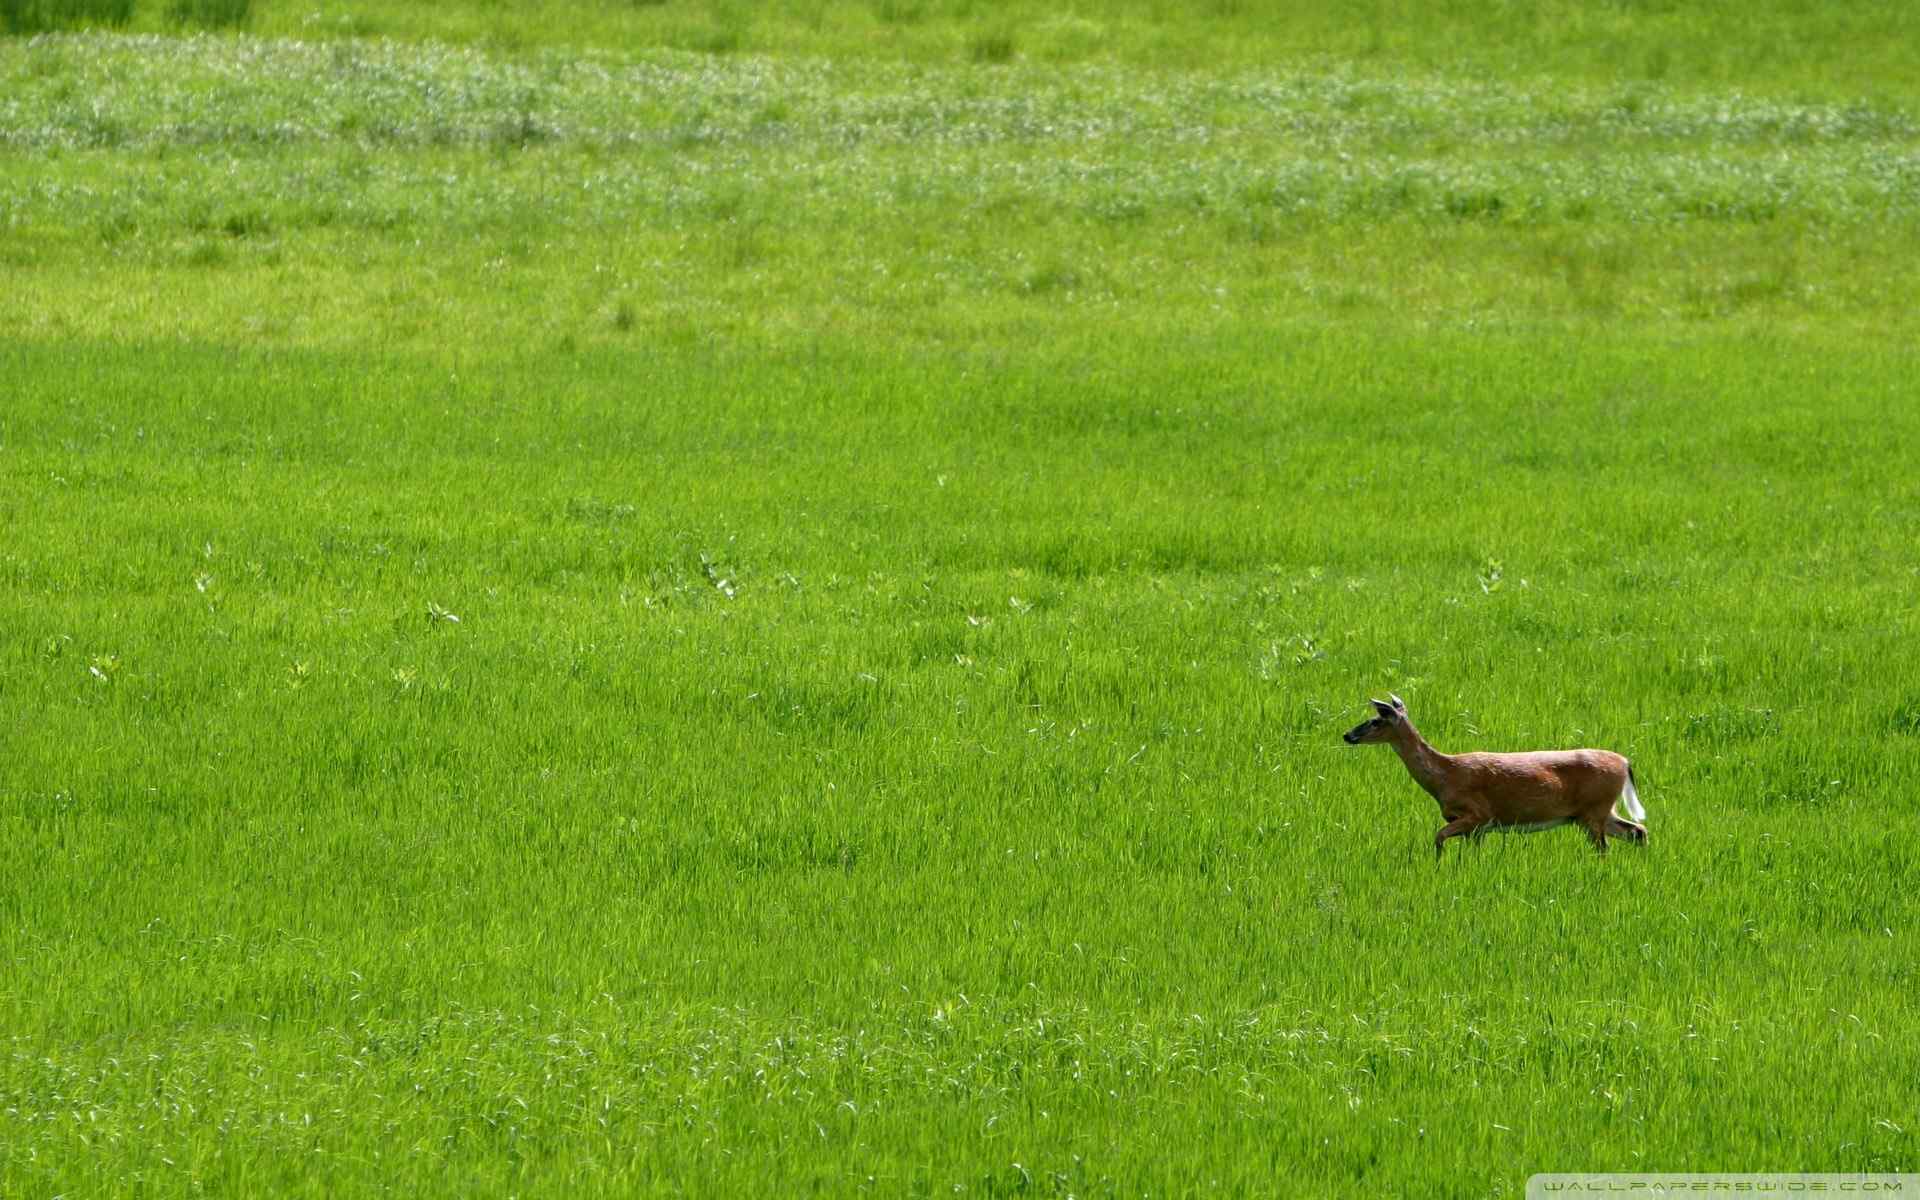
[166,0,249,29]
[182,238,228,267]
[1021,259,1081,295]
[968,28,1016,63]
[874,0,925,24]
[1,0,131,33]
[1444,189,1506,220]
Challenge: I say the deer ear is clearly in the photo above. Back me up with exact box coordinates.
[1370,699,1397,718]
[1388,692,1406,712]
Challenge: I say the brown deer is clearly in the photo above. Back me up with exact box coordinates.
[1343,694,1648,858]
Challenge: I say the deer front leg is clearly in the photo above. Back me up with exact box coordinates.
[1434,817,1484,861]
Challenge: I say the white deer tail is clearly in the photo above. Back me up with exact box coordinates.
[1621,763,1647,822]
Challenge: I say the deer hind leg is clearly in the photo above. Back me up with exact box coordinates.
[1606,815,1648,845]
[1581,813,1610,854]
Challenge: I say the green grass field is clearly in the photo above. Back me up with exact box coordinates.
[4,2,1919,1195]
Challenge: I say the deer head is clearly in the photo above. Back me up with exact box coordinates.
[1342,693,1407,744]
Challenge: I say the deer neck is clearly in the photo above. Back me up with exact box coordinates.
[1387,722,1454,800]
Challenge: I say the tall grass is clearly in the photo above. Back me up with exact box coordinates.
[4,329,1917,1195]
